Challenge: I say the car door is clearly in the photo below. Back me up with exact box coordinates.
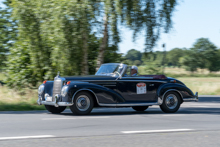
[117,77,163,102]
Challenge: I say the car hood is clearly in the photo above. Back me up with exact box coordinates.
[63,75,117,81]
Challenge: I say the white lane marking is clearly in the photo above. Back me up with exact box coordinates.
[121,129,194,134]
[0,135,55,140]
[42,116,110,120]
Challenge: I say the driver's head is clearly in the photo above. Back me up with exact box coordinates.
[131,65,138,76]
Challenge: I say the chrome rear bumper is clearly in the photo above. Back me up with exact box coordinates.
[183,92,199,102]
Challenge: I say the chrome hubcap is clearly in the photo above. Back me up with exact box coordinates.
[165,94,178,109]
[76,95,90,111]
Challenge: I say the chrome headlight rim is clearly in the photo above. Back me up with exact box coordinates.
[38,85,45,94]
[61,86,68,97]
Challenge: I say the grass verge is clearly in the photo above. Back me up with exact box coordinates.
[0,85,45,111]
[0,101,45,111]
[178,77,220,95]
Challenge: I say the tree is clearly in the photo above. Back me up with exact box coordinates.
[142,51,164,67]
[125,49,142,62]
[0,0,17,69]
[166,48,186,67]
[191,38,219,72]
[96,0,178,69]
[96,0,120,70]
[104,45,122,64]
[5,0,178,89]
[181,51,198,72]
[181,38,220,72]
[133,60,142,66]
[125,0,177,52]
[6,0,99,88]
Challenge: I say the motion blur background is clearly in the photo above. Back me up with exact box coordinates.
[0,0,220,110]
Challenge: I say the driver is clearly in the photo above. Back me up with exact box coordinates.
[131,65,138,76]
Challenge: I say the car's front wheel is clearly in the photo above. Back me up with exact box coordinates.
[45,105,66,114]
[132,106,149,111]
[70,92,94,115]
[160,91,181,113]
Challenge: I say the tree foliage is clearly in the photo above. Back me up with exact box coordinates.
[182,38,220,72]
[0,0,17,69]
[166,48,186,67]
[2,0,178,89]
[125,49,142,62]
[123,0,177,52]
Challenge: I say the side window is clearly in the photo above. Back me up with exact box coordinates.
[123,67,131,77]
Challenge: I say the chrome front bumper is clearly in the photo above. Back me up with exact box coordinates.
[37,96,73,107]
[183,92,199,102]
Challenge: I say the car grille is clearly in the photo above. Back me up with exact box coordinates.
[52,79,63,101]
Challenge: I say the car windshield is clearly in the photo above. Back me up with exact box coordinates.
[95,64,125,76]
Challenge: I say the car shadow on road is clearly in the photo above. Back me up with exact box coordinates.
[1,107,219,115]
[49,106,220,117]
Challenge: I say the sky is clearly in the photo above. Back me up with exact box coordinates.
[118,0,220,54]
[1,0,220,54]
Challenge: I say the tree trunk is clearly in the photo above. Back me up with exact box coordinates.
[81,31,89,75]
[96,14,108,71]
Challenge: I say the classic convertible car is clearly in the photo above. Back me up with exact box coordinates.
[37,63,198,115]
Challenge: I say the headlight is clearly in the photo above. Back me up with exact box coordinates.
[38,85,45,94]
[61,86,68,97]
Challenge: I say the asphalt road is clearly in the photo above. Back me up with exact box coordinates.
[0,96,220,147]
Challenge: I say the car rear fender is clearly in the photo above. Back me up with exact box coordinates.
[157,83,195,104]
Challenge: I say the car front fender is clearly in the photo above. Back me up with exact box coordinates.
[65,82,125,105]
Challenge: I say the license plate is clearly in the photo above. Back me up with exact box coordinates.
[45,96,52,102]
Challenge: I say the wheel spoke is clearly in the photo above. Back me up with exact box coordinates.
[76,95,90,111]
[165,94,178,109]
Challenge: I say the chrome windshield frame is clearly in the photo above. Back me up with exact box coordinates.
[95,63,127,79]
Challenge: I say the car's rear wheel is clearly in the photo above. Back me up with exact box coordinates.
[70,92,94,115]
[132,106,149,111]
[45,105,66,114]
[160,91,181,113]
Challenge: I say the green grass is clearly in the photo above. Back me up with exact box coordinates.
[0,85,46,111]
[0,101,45,111]
[139,66,220,77]
[177,77,220,95]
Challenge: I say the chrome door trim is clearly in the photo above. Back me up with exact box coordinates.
[98,102,158,107]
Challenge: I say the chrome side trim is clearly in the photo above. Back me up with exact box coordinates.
[161,89,183,105]
[71,89,100,104]
[98,102,158,107]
